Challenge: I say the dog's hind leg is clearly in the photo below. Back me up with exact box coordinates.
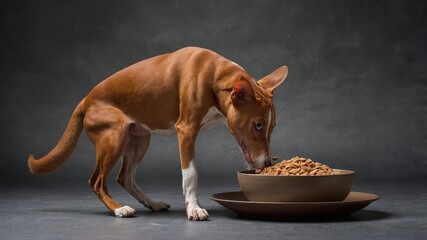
[85,105,136,217]
[117,133,170,212]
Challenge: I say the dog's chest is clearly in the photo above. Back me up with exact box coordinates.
[141,107,226,136]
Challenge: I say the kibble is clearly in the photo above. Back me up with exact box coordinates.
[256,156,340,176]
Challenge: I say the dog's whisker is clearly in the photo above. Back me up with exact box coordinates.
[276,102,287,113]
[227,148,242,156]
[225,145,241,155]
[275,107,290,124]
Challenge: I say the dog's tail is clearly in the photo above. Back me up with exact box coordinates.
[28,99,85,175]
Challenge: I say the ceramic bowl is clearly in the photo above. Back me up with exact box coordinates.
[237,169,355,202]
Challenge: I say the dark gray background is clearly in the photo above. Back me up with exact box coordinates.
[1,0,426,188]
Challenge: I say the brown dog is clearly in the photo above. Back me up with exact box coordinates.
[28,47,288,220]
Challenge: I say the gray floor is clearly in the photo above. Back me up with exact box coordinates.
[1,181,426,240]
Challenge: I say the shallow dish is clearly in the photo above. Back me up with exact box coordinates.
[238,169,355,202]
[210,191,379,219]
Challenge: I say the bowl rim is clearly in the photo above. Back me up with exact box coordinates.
[238,169,355,177]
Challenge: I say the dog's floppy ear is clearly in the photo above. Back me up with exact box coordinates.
[258,66,288,94]
[231,77,255,106]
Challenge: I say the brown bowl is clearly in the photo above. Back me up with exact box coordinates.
[237,169,355,202]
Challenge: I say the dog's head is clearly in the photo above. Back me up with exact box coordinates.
[227,66,288,169]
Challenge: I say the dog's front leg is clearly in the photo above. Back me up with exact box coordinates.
[176,124,209,221]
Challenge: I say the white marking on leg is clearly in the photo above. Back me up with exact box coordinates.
[182,161,198,206]
[114,205,136,218]
[182,160,209,221]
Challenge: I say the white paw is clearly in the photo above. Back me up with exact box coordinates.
[187,206,209,221]
[149,201,170,212]
[114,205,136,218]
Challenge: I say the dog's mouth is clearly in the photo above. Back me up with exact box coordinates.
[235,138,272,169]
[237,140,256,168]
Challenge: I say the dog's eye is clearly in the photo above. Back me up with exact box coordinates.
[254,122,263,131]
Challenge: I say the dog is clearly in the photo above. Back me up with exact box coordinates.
[28,47,288,220]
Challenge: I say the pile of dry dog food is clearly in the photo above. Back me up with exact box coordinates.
[256,156,340,176]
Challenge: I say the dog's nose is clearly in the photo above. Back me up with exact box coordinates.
[264,160,272,167]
